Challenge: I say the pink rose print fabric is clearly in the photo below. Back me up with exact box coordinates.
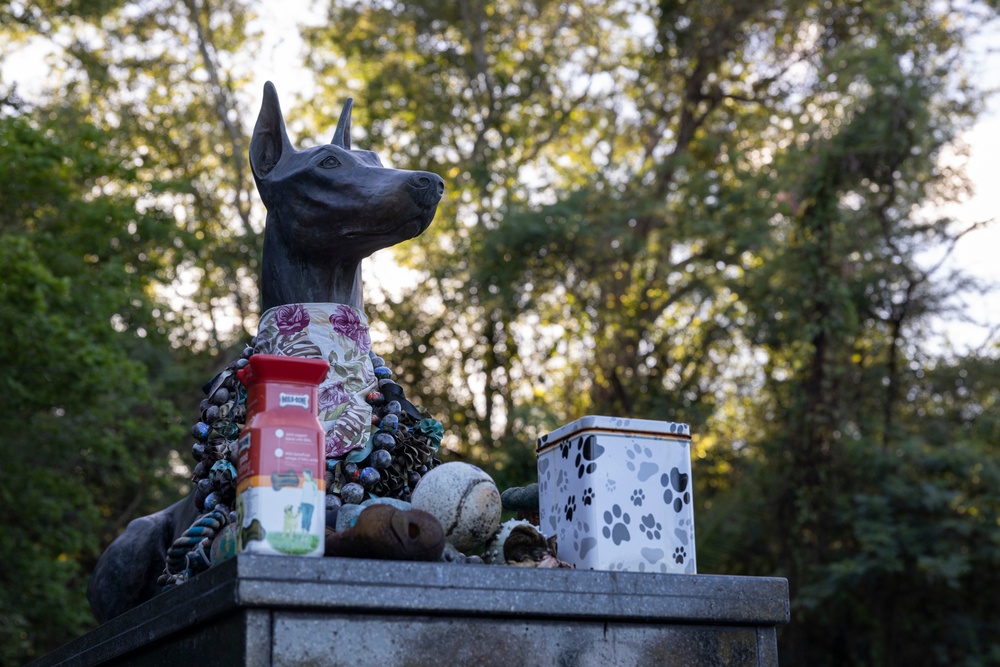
[329,305,371,352]
[274,304,310,335]
[255,303,377,457]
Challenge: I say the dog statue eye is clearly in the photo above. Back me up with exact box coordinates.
[318,155,341,169]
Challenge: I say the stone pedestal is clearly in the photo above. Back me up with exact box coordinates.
[31,555,788,666]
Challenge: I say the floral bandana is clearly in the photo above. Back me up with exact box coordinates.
[254,303,376,458]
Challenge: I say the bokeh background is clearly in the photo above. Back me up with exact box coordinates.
[2,1,999,664]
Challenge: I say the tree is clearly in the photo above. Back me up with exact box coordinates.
[3,0,264,349]
[0,100,186,663]
[0,1,262,660]
[711,4,999,662]
[305,0,1000,663]
[1,0,997,663]
[303,0,648,485]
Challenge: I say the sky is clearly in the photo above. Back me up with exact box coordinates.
[936,105,1000,352]
[921,22,1000,353]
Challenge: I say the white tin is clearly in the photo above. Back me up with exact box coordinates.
[536,415,695,574]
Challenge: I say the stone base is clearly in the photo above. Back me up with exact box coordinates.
[31,555,788,666]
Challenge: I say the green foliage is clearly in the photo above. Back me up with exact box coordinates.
[78,0,263,348]
[0,0,997,664]
[3,0,263,349]
[306,0,1000,663]
[304,0,642,481]
[1,1,263,660]
[0,108,188,662]
[714,358,1000,665]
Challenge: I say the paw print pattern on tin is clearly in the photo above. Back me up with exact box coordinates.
[660,467,691,513]
[537,457,551,498]
[624,442,660,481]
[639,514,662,540]
[574,434,605,478]
[556,468,569,493]
[675,516,693,545]
[564,495,577,522]
[573,521,597,560]
[641,546,665,564]
[601,503,631,545]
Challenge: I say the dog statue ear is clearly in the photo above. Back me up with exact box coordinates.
[331,98,353,150]
[250,81,293,179]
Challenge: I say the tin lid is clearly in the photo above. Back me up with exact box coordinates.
[536,415,691,451]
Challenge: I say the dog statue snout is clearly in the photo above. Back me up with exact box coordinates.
[409,172,445,208]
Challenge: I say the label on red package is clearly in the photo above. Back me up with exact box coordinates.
[236,426,324,556]
[279,392,310,410]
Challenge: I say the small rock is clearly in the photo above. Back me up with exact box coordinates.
[204,492,220,511]
[440,542,482,565]
[373,432,396,451]
[379,413,399,433]
[191,422,211,441]
[440,542,466,563]
[372,449,393,470]
[203,405,220,423]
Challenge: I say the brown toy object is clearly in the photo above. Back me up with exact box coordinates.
[503,523,574,569]
[325,504,445,561]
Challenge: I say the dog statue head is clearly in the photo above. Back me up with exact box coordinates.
[249,82,444,311]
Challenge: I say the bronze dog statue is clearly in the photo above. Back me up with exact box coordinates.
[87,82,444,622]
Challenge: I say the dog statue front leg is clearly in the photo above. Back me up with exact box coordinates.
[87,494,198,622]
